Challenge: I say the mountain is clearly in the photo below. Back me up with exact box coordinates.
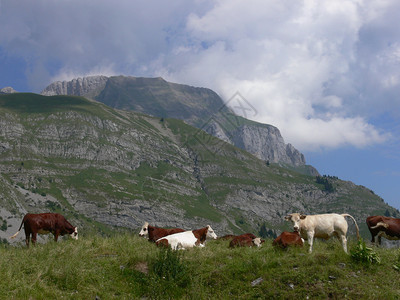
[0,92,397,243]
[41,76,315,173]
[0,87,17,94]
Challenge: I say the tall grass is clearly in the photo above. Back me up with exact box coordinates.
[1,234,400,299]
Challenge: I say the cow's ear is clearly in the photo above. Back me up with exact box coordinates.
[284,215,291,221]
[300,214,307,219]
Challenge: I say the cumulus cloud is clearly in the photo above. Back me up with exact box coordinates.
[0,0,399,151]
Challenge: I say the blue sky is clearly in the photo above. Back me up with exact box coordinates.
[1,0,399,210]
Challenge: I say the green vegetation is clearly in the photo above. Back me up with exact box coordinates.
[350,239,381,265]
[2,234,400,299]
[316,175,336,193]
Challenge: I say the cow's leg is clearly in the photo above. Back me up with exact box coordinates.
[31,233,37,245]
[54,231,59,242]
[378,235,382,245]
[371,232,376,244]
[25,233,30,247]
[340,234,348,253]
[307,231,314,253]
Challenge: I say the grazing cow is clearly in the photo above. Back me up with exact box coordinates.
[366,215,400,245]
[273,231,304,249]
[229,234,264,248]
[10,213,78,247]
[155,225,217,250]
[139,222,185,242]
[285,213,360,253]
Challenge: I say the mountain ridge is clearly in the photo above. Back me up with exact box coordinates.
[40,75,315,173]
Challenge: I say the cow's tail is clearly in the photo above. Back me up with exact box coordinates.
[342,214,360,240]
[9,217,25,239]
[370,222,389,230]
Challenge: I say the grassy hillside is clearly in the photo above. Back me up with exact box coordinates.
[1,234,400,299]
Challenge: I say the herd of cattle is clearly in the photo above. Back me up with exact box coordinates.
[8,212,400,252]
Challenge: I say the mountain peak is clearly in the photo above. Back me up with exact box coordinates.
[0,87,17,94]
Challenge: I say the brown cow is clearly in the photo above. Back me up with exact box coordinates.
[229,234,264,248]
[139,222,185,242]
[366,215,400,245]
[219,233,257,240]
[10,213,78,247]
[273,231,304,249]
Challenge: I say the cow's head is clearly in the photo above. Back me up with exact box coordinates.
[206,225,218,240]
[253,237,264,247]
[70,227,78,240]
[285,213,306,232]
[139,222,149,238]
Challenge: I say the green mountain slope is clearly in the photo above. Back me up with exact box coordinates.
[0,93,397,241]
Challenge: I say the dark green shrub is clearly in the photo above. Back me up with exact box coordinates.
[151,247,190,285]
[350,239,380,265]
[146,247,191,298]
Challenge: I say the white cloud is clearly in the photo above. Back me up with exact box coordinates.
[0,0,399,151]
[162,0,397,150]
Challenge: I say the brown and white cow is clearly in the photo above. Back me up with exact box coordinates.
[10,213,78,247]
[229,234,264,248]
[156,225,217,250]
[139,222,185,242]
[285,213,360,253]
[273,231,304,249]
[366,215,400,245]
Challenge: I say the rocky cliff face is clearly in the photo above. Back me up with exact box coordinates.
[41,75,108,97]
[40,76,313,173]
[231,124,305,166]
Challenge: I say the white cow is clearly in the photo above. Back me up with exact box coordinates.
[285,213,360,253]
[156,225,217,250]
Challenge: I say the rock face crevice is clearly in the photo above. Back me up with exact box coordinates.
[41,75,311,172]
[41,75,108,97]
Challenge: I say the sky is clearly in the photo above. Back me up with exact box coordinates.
[0,0,399,210]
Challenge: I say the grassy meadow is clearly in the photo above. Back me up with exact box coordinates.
[1,233,400,299]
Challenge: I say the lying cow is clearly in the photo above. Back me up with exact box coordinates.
[285,213,360,253]
[139,222,185,242]
[156,225,217,250]
[229,234,264,248]
[273,231,304,249]
[219,233,256,240]
[366,215,400,245]
[10,213,78,247]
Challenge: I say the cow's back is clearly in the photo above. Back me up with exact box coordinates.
[148,226,185,242]
[229,235,254,247]
[366,216,383,228]
[273,232,303,248]
[301,214,348,239]
[24,213,56,231]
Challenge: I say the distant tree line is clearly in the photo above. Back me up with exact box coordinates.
[315,175,336,193]
[259,223,277,238]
